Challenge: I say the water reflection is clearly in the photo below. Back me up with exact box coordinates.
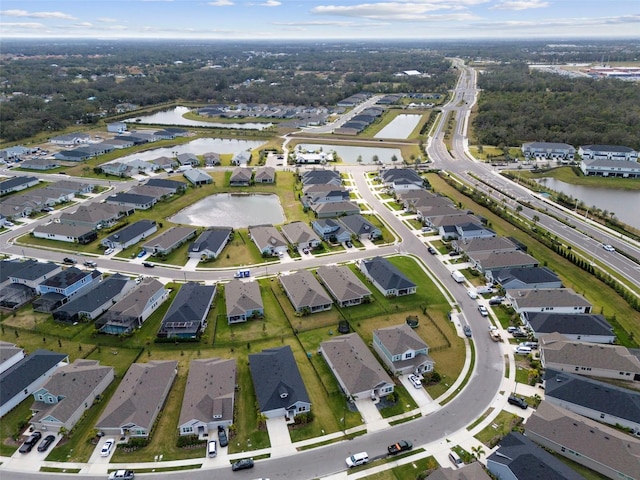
[124,106,273,130]
[374,114,421,139]
[295,144,404,164]
[116,138,266,163]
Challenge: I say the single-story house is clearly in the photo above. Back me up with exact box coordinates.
[32,223,97,245]
[470,251,539,277]
[452,236,518,255]
[359,256,417,297]
[0,350,69,418]
[279,270,332,314]
[373,323,434,375]
[8,261,61,290]
[143,226,197,256]
[157,282,216,339]
[506,288,592,315]
[248,345,311,419]
[184,168,213,186]
[97,278,169,335]
[300,169,341,187]
[339,214,381,240]
[178,358,237,436]
[320,333,395,400]
[526,401,640,480]
[95,360,178,438]
[177,153,199,166]
[301,186,350,208]
[543,369,640,433]
[0,176,39,195]
[148,156,178,170]
[249,225,288,256]
[105,192,156,210]
[523,312,615,344]
[454,222,495,241]
[50,133,90,145]
[311,218,352,243]
[49,180,93,195]
[107,122,127,133]
[316,265,371,307]
[203,152,220,166]
[398,190,453,213]
[231,151,251,166]
[379,168,424,191]
[540,333,640,381]
[281,222,321,249]
[493,267,562,290]
[52,274,135,324]
[254,166,275,183]
[145,178,187,193]
[20,158,60,170]
[224,279,264,324]
[127,184,175,201]
[311,200,360,218]
[101,162,133,178]
[60,202,130,229]
[30,359,114,433]
[229,167,252,186]
[188,227,233,260]
[102,220,158,250]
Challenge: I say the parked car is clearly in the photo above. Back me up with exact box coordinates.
[512,329,528,338]
[37,434,56,452]
[4,221,15,227]
[488,296,504,305]
[427,246,437,255]
[142,262,155,268]
[19,431,42,454]
[507,326,518,333]
[346,452,369,468]
[100,439,114,457]
[84,260,97,268]
[104,248,115,255]
[478,305,489,316]
[217,425,228,447]
[408,374,422,389]
[508,395,528,409]
[466,289,478,299]
[63,257,76,264]
[137,249,147,258]
[231,458,254,471]
[108,470,135,480]
[338,320,351,334]
[345,240,353,248]
[41,206,54,212]
[463,325,472,337]
[388,440,413,455]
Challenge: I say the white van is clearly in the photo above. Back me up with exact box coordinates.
[207,440,217,457]
[514,345,532,355]
[346,451,369,468]
[449,450,463,466]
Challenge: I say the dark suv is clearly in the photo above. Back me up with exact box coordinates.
[19,431,42,453]
[508,395,528,409]
[217,425,228,447]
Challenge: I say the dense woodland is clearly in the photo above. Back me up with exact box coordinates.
[472,63,640,149]
[0,41,455,142]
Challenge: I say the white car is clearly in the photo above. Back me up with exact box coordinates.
[4,221,15,227]
[408,374,422,389]
[100,439,114,457]
[108,471,134,480]
[467,289,478,299]
[478,305,489,316]
[104,248,115,255]
[603,244,615,252]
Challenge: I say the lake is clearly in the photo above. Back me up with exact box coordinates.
[116,138,266,163]
[295,143,404,164]
[374,114,421,139]
[124,106,273,130]
[169,193,285,228]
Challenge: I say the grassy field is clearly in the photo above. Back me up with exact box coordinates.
[474,410,522,447]
[360,455,439,480]
[518,166,640,191]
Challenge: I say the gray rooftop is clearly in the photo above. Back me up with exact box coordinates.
[53,274,132,317]
[280,270,332,311]
[159,282,216,336]
[39,267,97,289]
[8,261,59,281]
[542,338,640,373]
[105,220,157,245]
[471,250,538,270]
[507,288,591,309]
[225,279,263,318]
[361,256,416,291]
[374,323,429,356]
[280,222,320,245]
[525,312,614,337]
[316,265,371,304]
[143,226,196,251]
[190,227,232,254]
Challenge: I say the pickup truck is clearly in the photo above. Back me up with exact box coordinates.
[387,440,413,455]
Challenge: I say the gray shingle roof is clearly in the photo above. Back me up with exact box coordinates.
[106,192,155,205]
[361,256,416,291]
[8,261,59,281]
[542,339,640,373]
[224,279,263,317]
[105,220,157,245]
[496,267,560,285]
[1,259,38,284]
[280,222,320,245]
[374,323,429,356]
[159,282,216,336]
[280,270,332,311]
[52,273,132,317]
[143,226,196,251]
[525,312,614,337]
[190,228,232,255]
[39,267,96,289]
[316,265,371,304]
[508,288,591,309]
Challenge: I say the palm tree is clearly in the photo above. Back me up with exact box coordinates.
[471,445,486,460]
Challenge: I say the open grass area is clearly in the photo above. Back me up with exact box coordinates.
[474,410,522,448]
[518,166,640,191]
[359,455,439,480]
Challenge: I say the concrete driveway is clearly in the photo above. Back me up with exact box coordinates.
[399,376,439,415]
[354,398,387,432]
[265,417,295,457]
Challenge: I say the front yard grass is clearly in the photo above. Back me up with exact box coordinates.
[358,454,438,480]
[474,410,522,448]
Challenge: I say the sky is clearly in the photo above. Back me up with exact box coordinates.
[1,0,639,40]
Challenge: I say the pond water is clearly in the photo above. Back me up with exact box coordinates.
[536,177,640,229]
[374,114,421,139]
[124,106,273,130]
[169,193,285,228]
[295,143,404,164]
[116,138,266,163]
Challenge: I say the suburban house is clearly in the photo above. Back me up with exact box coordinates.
[157,282,216,339]
[452,236,518,255]
[0,341,25,375]
[49,180,93,195]
[32,223,97,245]
[148,156,178,170]
[50,133,90,145]
[281,222,321,250]
[312,218,352,243]
[320,333,395,400]
[52,274,135,324]
[145,178,187,193]
[249,225,288,256]
[21,158,60,170]
[295,151,328,164]
[543,369,640,433]
[522,142,576,161]
[143,226,197,256]
[0,349,69,418]
[0,176,39,195]
[506,288,592,315]
[301,185,350,208]
[432,214,481,238]
[379,168,424,191]
[107,122,127,133]
[0,199,37,219]
[178,358,237,436]
[225,279,264,324]
[402,192,454,213]
[578,144,638,161]
[470,251,539,278]
[60,202,130,229]
[97,278,169,335]
[540,333,640,381]
[339,214,381,240]
[0,260,40,289]
[373,323,434,375]
[231,151,251,166]
[36,267,102,309]
[316,265,371,307]
[300,169,341,187]
[311,200,360,218]
[105,192,156,210]
[486,432,585,480]
[416,205,462,224]
[102,220,158,250]
[580,157,640,178]
[101,162,133,178]
[493,267,562,290]
[279,270,332,314]
[203,152,221,166]
[526,401,640,480]
[425,464,491,480]
[255,166,275,183]
[30,359,114,434]
[229,167,253,186]
[248,345,311,419]
[523,312,615,344]
[95,360,178,438]
[177,153,199,166]
[359,256,417,297]
[8,261,61,290]
[184,168,213,186]
[453,222,495,241]
[188,227,233,260]
[128,184,175,201]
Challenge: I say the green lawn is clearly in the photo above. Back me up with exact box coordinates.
[474,410,522,448]
[518,166,640,191]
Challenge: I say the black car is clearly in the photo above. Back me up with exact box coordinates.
[512,330,528,338]
[63,257,77,264]
[37,434,56,452]
[338,320,351,334]
[231,458,254,471]
[19,431,42,454]
[427,246,437,255]
[463,325,472,337]
[217,425,228,447]
[142,262,154,268]
[508,395,528,409]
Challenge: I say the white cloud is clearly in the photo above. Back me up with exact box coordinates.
[0,21,46,30]
[491,0,549,10]
[474,14,640,29]
[0,9,77,20]
[312,2,478,21]
[207,0,234,6]
[97,18,118,23]
[71,22,94,28]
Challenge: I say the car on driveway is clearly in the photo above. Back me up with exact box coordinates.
[231,458,254,471]
[217,425,228,447]
[137,249,147,258]
[408,374,422,389]
[37,434,56,452]
[19,431,42,454]
[463,325,472,337]
[512,329,528,338]
[104,248,115,255]
[466,289,478,299]
[478,305,489,316]
[508,395,528,409]
[345,240,353,248]
[100,439,114,457]
[63,257,76,265]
